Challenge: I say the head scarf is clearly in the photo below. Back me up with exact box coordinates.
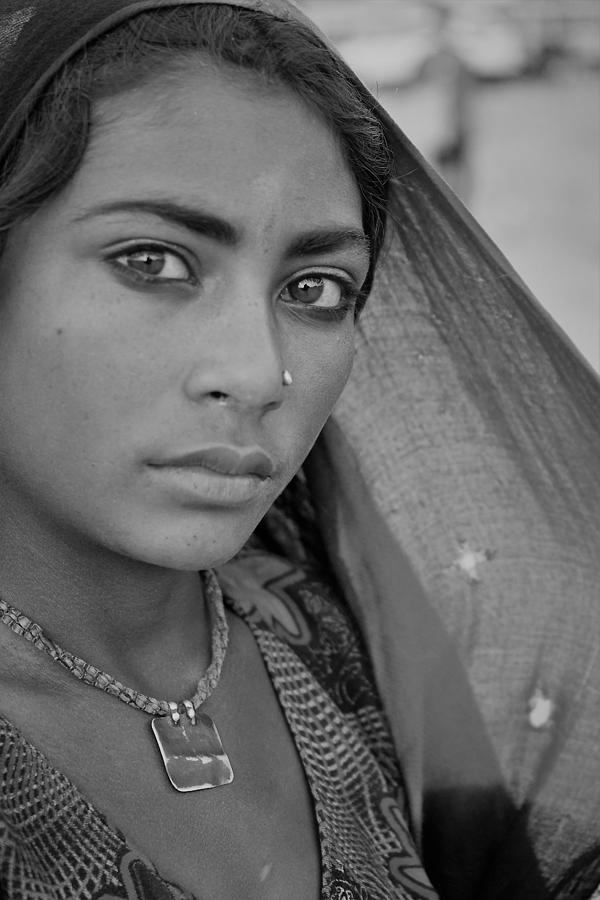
[1,2,599,898]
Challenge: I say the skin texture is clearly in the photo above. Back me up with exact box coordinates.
[0,62,367,661]
[0,65,367,574]
[0,62,367,898]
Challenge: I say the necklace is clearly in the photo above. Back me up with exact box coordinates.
[0,569,233,792]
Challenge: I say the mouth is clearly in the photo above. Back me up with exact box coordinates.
[150,445,275,479]
[146,445,276,507]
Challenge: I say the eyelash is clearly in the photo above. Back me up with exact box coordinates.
[285,282,359,323]
[107,243,197,286]
[106,242,360,321]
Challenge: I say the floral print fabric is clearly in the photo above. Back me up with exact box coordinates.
[0,552,437,899]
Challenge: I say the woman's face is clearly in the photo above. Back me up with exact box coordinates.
[0,63,368,569]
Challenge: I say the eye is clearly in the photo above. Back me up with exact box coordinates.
[280,274,356,310]
[108,244,195,284]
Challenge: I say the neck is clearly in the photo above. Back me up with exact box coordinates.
[0,493,211,699]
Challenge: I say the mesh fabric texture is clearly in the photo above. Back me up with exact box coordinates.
[1,554,438,899]
[0,2,599,897]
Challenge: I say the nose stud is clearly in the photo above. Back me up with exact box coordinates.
[211,374,292,402]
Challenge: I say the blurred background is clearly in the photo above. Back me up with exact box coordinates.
[300,0,600,370]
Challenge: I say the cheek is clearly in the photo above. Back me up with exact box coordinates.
[291,327,355,437]
[0,296,159,475]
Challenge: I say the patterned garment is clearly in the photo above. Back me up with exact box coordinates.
[0,552,438,900]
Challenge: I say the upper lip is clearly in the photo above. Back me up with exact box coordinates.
[150,445,275,479]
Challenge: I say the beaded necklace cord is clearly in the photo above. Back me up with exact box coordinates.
[0,569,234,791]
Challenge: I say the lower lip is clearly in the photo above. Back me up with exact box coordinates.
[147,464,270,506]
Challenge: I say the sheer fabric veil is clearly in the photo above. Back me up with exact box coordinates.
[1,1,598,897]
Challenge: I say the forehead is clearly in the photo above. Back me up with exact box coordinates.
[59,61,362,239]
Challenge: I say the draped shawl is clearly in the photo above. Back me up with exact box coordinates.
[1,2,598,897]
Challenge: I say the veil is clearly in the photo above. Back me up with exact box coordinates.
[1,1,598,897]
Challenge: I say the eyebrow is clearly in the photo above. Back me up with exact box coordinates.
[74,199,371,263]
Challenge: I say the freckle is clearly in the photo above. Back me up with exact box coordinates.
[55,327,64,336]
[528,688,554,729]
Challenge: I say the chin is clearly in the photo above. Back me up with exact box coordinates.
[111,511,264,572]
[119,538,248,573]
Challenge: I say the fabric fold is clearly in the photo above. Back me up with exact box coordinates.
[0,0,598,894]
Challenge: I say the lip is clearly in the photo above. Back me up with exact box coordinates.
[149,445,275,479]
[148,465,270,507]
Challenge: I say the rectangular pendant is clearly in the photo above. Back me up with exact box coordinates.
[151,712,234,792]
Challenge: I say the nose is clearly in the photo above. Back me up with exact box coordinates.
[182,290,286,412]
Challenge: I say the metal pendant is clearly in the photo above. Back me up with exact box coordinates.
[151,705,234,792]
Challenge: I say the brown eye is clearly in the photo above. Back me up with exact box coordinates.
[127,249,167,276]
[111,245,193,282]
[283,276,343,308]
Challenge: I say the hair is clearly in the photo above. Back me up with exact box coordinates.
[0,3,391,308]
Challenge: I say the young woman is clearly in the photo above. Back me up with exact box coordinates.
[0,2,598,899]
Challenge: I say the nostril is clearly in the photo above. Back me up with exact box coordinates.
[209,391,229,405]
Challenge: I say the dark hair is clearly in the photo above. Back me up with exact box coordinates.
[0,4,391,307]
